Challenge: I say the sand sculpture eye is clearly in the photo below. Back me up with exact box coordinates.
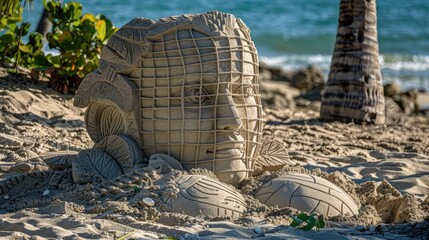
[243,85,255,97]
[183,87,211,104]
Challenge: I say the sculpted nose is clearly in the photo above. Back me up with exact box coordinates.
[216,94,243,131]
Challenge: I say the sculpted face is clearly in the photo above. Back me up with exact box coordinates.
[139,28,262,184]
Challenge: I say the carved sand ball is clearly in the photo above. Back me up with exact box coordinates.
[74,11,263,185]
[161,175,247,217]
[255,174,359,217]
[320,0,385,124]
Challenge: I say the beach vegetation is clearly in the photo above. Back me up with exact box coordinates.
[0,0,44,71]
[290,213,326,231]
[0,0,117,94]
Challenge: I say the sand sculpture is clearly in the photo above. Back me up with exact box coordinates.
[0,11,359,218]
[73,11,264,185]
[320,0,385,124]
[255,174,359,217]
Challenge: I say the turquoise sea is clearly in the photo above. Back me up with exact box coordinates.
[23,0,429,91]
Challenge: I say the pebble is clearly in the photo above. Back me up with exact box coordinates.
[42,189,50,197]
[3,195,9,200]
[142,197,155,207]
[254,227,263,234]
[108,187,121,195]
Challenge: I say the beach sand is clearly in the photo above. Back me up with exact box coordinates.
[0,67,428,239]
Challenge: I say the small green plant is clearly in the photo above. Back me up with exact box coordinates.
[290,213,326,231]
[34,0,117,93]
[0,2,44,72]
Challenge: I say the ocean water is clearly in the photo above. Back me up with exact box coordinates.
[22,0,429,91]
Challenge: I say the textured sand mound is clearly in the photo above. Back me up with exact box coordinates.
[0,67,428,239]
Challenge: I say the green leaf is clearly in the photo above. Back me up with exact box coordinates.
[34,54,53,68]
[29,32,44,52]
[0,0,20,16]
[18,44,31,53]
[98,14,116,39]
[7,7,22,23]
[44,0,63,20]
[43,0,59,12]
[315,219,325,230]
[56,31,75,50]
[96,20,106,41]
[58,31,73,42]
[290,213,317,231]
[20,22,31,35]
[80,20,96,41]
[49,55,61,68]
[64,2,82,25]
[0,17,7,28]
[0,33,14,45]
[82,13,96,23]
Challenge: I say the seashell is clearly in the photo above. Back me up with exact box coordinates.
[42,189,50,196]
[142,197,155,207]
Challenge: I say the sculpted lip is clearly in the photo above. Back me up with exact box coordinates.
[206,142,245,157]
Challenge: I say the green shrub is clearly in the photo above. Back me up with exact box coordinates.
[34,0,117,93]
[0,5,44,70]
[0,0,117,94]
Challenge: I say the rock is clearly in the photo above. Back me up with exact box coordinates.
[259,61,273,81]
[272,68,291,82]
[392,89,419,115]
[254,227,263,234]
[295,97,312,107]
[384,97,406,124]
[397,95,417,115]
[289,65,324,91]
[42,189,50,197]
[384,83,401,98]
[259,62,325,91]
[298,88,323,101]
[142,197,155,207]
[260,81,299,110]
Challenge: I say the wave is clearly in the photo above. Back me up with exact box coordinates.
[380,55,429,72]
[260,54,429,92]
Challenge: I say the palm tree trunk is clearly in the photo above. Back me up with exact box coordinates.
[36,8,51,37]
[320,0,385,124]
